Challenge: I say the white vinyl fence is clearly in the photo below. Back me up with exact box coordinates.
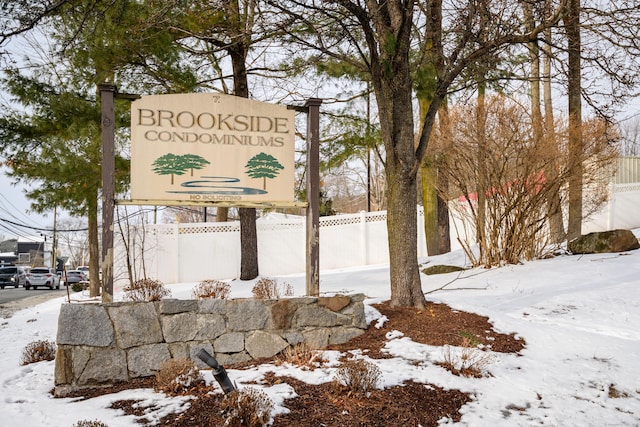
[113,209,427,288]
[114,167,640,288]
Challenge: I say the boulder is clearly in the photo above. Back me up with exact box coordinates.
[57,304,114,347]
[108,302,163,348]
[318,295,351,312]
[227,299,269,331]
[245,330,288,359]
[569,229,640,254]
[127,343,172,377]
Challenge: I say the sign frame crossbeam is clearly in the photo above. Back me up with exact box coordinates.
[118,199,308,208]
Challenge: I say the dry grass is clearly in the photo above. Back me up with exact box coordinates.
[275,343,326,370]
[192,279,231,299]
[21,339,57,365]
[155,359,205,395]
[439,337,496,378]
[252,277,294,300]
[123,278,171,302]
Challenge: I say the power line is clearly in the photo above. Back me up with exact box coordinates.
[1,206,170,235]
[0,216,87,233]
[0,192,44,226]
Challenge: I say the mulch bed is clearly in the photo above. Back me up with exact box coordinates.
[63,300,526,426]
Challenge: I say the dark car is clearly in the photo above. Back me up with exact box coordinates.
[0,266,27,289]
[63,270,88,286]
[25,267,61,290]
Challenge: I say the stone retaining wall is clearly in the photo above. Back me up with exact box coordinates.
[54,294,366,396]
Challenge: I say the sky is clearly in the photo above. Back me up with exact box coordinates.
[0,233,639,426]
[0,168,59,242]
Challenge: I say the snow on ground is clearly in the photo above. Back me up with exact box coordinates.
[1,238,640,426]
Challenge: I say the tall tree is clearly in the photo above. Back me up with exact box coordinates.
[541,0,566,243]
[0,70,130,297]
[564,0,583,241]
[417,0,450,256]
[227,0,260,280]
[2,0,200,295]
[277,0,564,307]
[0,0,69,48]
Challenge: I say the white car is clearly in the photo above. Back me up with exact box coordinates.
[25,267,61,290]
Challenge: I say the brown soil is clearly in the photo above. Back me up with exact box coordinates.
[65,300,525,426]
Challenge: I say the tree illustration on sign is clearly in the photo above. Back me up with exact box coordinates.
[181,153,211,176]
[152,153,210,185]
[245,152,284,190]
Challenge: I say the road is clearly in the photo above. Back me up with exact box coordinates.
[0,287,69,318]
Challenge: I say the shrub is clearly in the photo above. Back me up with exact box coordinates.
[192,279,231,299]
[21,339,56,365]
[73,421,109,427]
[123,278,171,302]
[334,359,381,395]
[251,277,293,300]
[71,282,88,292]
[437,96,618,267]
[439,337,496,378]
[155,358,205,395]
[222,388,274,427]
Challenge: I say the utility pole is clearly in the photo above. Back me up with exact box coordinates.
[52,206,57,270]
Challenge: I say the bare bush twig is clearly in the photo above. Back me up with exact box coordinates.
[334,359,382,395]
[435,95,618,267]
[123,278,171,302]
[155,358,205,395]
[275,343,325,370]
[73,421,109,427]
[252,277,293,300]
[439,337,496,378]
[192,280,231,299]
[222,388,274,427]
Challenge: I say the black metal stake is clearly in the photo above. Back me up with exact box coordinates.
[196,349,236,394]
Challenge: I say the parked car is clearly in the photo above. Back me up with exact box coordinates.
[25,267,61,290]
[63,270,88,286]
[0,266,27,289]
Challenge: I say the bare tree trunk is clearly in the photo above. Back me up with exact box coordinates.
[476,82,489,266]
[366,2,426,308]
[525,1,549,255]
[437,103,451,254]
[216,207,229,222]
[543,0,566,243]
[474,2,491,266]
[239,207,259,279]
[565,0,583,241]
[419,0,449,256]
[387,161,425,308]
[116,206,135,287]
[88,193,100,297]
[421,162,439,256]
